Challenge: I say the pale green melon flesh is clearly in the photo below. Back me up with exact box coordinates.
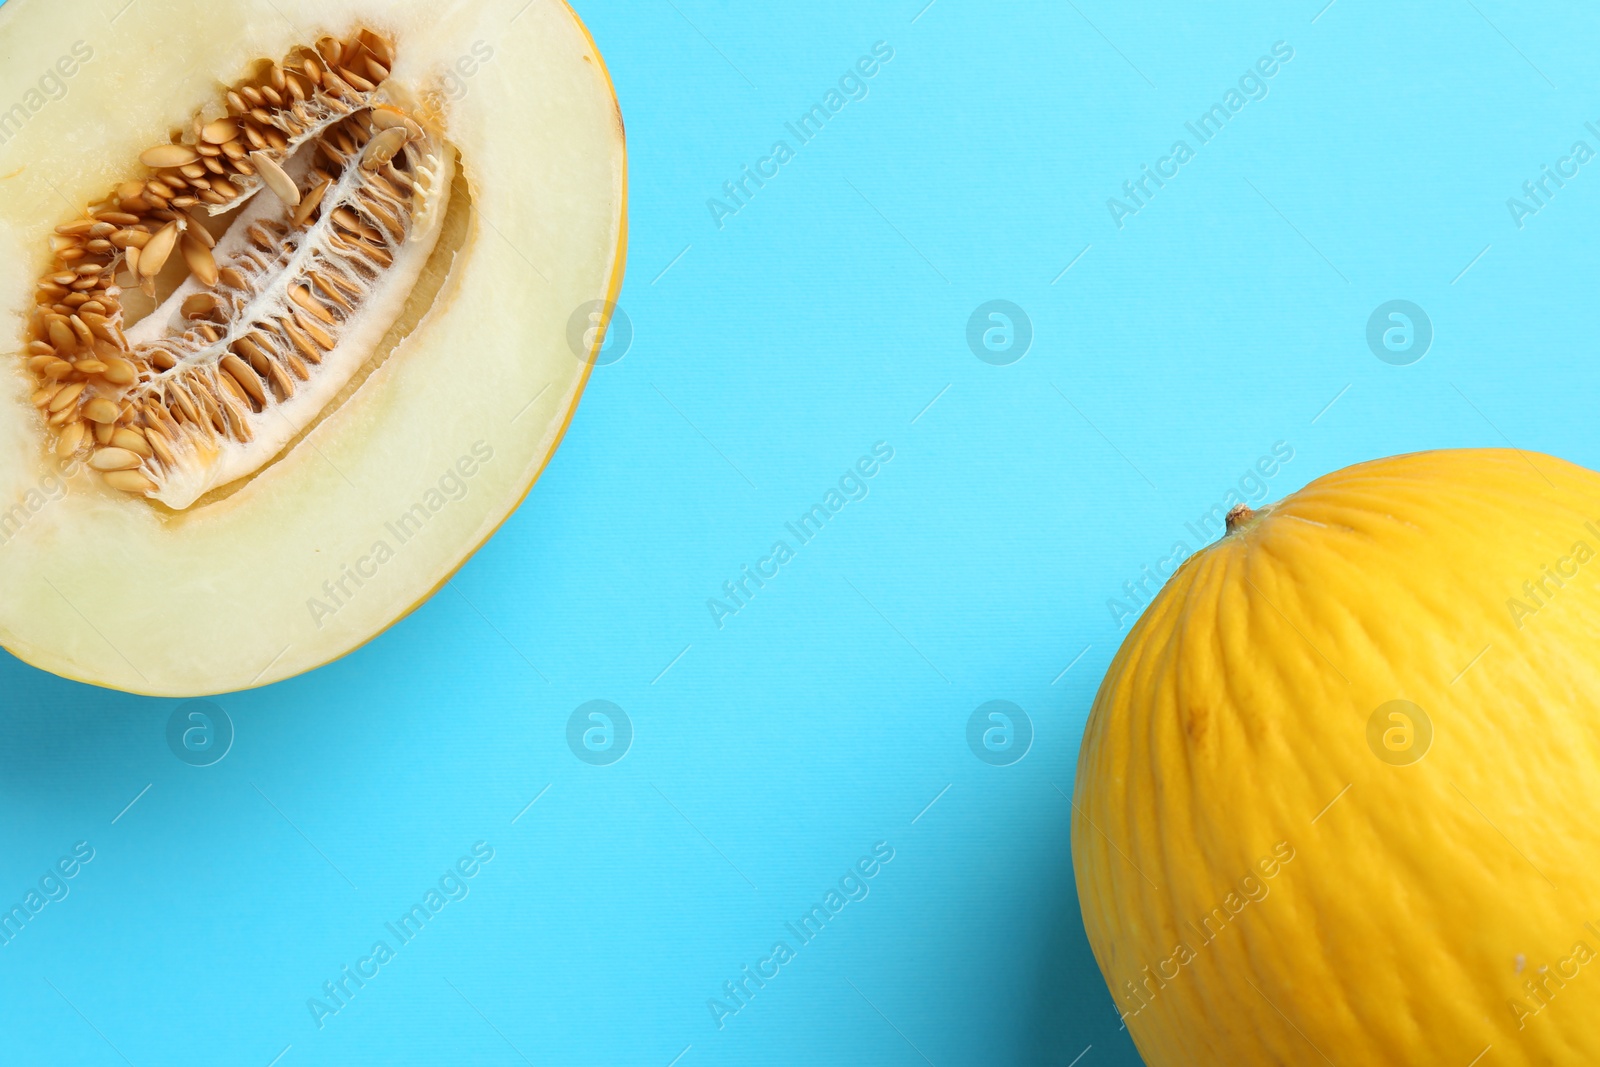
[0,0,627,694]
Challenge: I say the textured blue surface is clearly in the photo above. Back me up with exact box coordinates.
[5,1,1600,1063]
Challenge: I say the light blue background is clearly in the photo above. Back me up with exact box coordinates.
[5,1,1600,1063]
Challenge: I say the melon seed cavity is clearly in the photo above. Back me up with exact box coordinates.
[22,29,454,509]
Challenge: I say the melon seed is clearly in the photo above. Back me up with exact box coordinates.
[89,447,143,472]
[140,144,200,169]
[102,470,157,494]
[56,421,87,459]
[83,398,120,424]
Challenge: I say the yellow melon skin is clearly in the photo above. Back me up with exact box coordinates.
[1073,449,1600,1065]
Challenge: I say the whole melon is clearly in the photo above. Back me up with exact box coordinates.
[1074,448,1600,1065]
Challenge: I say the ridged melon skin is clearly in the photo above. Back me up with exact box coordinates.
[0,0,626,694]
[1074,449,1600,1064]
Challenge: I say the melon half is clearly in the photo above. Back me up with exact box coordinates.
[0,0,627,694]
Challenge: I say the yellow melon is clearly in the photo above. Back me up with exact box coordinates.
[1075,449,1600,1064]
